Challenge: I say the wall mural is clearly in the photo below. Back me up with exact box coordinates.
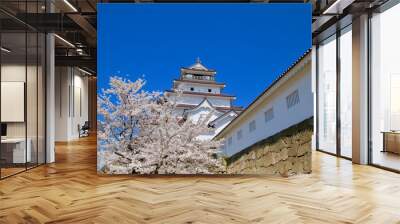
[97,3,311,175]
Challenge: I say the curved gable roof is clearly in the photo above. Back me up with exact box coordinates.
[209,110,238,126]
[214,49,312,140]
[184,98,222,116]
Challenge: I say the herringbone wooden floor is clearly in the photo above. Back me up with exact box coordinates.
[1,136,400,224]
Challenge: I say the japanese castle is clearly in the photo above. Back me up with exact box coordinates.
[165,58,243,140]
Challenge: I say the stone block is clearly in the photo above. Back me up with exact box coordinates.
[272,152,281,164]
[280,148,289,160]
[264,153,273,167]
[293,159,304,173]
[297,143,310,156]
[288,147,297,157]
[225,125,312,176]
[256,157,264,168]
[250,151,256,160]
[256,148,264,159]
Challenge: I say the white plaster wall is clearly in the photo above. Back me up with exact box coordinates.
[175,95,231,108]
[177,82,221,94]
[175,95,204,105]
[222,63,313,156]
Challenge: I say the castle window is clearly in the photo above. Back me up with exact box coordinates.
[190,87,194,91]
[286,89,300,109]
[264,108,274,123]
[193,75,201,80]
[237,129,243,140]
[208,89,212,93]
[249,120,256,132]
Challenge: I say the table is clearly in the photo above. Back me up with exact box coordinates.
[1,138,31,164]
[382,131,400,155]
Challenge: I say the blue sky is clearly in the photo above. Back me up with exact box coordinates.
[98,3,311,107]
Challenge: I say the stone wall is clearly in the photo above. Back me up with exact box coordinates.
[225,118,313,176]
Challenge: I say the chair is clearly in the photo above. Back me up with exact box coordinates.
[79,121,90,138]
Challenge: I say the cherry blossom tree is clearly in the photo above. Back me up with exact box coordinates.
[98,76,224,174]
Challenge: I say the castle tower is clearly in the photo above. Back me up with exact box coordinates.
[165,58,243,139]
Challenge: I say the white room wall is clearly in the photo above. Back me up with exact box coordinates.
[1,66,25,125]
[55,67,89,141]
[1,65,31,138]
[46,32,56,163]
[221,62,313,156]
[55,66,69,141]
[71,73,89,138]
[1,63,46,164]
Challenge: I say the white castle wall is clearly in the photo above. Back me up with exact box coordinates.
[220,62,313,156]
[175,95,231,108]
[177,82,221,94]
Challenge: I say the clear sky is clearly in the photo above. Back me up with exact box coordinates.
[98,3,311,108]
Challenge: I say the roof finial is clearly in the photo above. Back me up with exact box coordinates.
[196,57,201,64]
